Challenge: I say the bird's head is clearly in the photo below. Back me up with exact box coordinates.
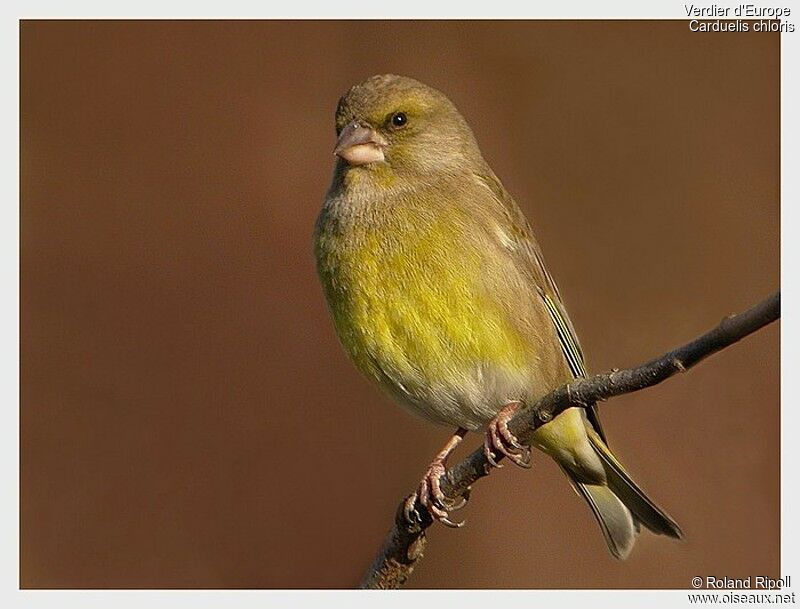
[331,74,484,188]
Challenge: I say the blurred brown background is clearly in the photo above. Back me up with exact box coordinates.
[20,20,779,589]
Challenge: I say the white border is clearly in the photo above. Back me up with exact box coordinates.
[6,2,793,608]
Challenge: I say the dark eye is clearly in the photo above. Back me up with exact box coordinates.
[389,112,408,128]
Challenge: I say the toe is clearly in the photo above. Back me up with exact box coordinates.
[483,431,504,468]
[402,493,422,525]
[417,461,466,527]
[508,446,533,469]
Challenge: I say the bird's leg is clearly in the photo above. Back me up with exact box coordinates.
[403,428,469,528]
[483,401,532,469]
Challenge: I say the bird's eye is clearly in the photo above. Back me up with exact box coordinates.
[389,112,408,129]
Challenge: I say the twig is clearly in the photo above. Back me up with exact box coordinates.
[358,291,780,589]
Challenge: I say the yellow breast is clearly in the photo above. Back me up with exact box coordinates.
[315,197,531,403]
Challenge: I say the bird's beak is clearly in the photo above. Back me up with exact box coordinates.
[334,121,387,166]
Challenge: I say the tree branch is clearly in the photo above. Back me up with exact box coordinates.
[358,291,780,589]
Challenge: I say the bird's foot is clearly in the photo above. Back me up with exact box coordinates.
[483,401,532,469]
[403,428,468,528]
[403,460,467,528]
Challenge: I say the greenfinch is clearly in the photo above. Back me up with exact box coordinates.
[314,74,681,558]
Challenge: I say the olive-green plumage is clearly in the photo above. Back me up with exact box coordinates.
[314,74,681,558]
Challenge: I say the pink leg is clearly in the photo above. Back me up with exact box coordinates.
[483,401,532,469]
[403,428,469,528]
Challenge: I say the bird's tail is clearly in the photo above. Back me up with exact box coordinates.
[564,427,683,560]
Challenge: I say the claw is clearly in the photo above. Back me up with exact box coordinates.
[408,428,471,527]
[508,446,533,468]
[503,430,524,450]
[403,494,421,526]
[440,515,466,528]
[418,462,452,520]
[483,439,503,468]
[483,401,533,470]
[443,493,468,511]
[424,497,444,518]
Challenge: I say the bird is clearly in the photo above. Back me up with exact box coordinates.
[314,74,682,559]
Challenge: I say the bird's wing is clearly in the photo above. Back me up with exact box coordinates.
[474,170,606,442]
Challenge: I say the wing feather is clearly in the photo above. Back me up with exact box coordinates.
[474,170,606,442]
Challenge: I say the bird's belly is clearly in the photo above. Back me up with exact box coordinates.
[324,239,536,429]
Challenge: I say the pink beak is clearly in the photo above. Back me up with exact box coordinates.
[334,121,387,166]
